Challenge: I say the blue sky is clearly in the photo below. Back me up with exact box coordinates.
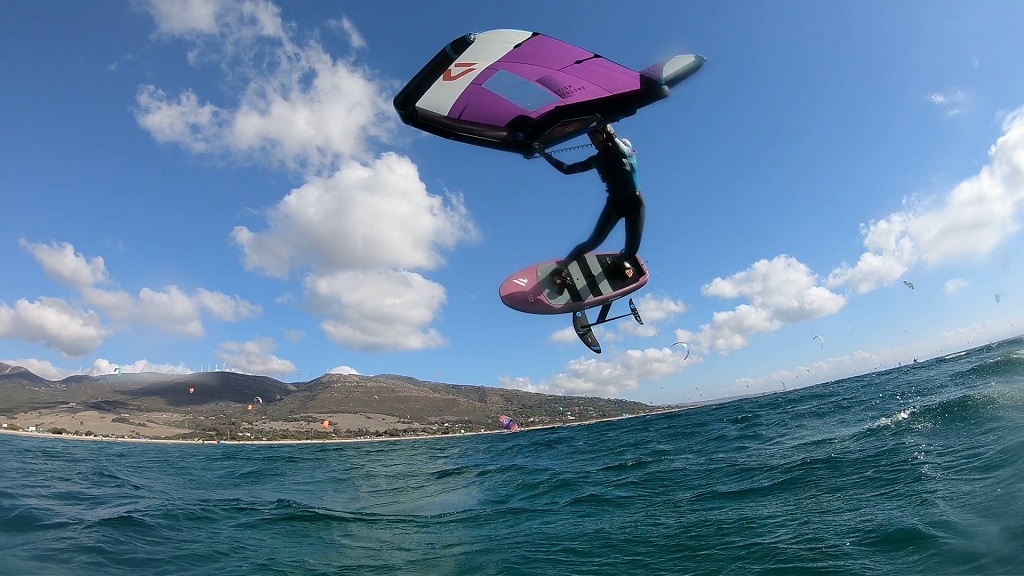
[3,1,1024,404]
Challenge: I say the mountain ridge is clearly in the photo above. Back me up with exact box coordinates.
[0,363,672,440]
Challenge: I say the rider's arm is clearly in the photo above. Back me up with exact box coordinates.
[539,149,596,175]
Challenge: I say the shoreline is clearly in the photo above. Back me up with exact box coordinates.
[0,406,691,446]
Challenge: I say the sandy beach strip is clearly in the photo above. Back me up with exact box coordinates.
[0,408,437,441]
[0,406,691,446]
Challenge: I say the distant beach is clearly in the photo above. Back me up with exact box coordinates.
[0,406,690,446]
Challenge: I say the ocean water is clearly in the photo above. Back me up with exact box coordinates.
[3,340,1024,575]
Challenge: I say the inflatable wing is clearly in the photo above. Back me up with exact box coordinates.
[394,29,705,155]
[498,414,519,432]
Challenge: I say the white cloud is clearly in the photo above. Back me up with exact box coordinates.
[136,3,480,354]
[137,0,392,174]
[146,0,222,36]
[1,357,193,381]
[304,270,448,351]
[329,365,360,375]
[231,154,478,278]
[226,53,392,172]
[549,327,578,345]
[928,88,971,117]
[698,305,775,353]
[704,256,845,322]
[329,14,367,50]
[633,293,688,323]
[80,284,261,338]
[944,278,970,293]
[828,214,917,293]
[612,293,688,339]
[230,155,476,351]
[146,0,286,42]
[829,107,1024,293]
[146,0,223,36]
[640,102,1024,391]
[501,347,689,397]
[19,239,110,288]
[908,114,1024,263]
[0,298,112,356]
[196,288,263,321]
[82,286,201,337]
[139,287,207,337]
[216,337,296,376]
[647,104,1024,395]
[1,358,68,381]
[11,240,262,340]
[135,87,222,154]
[689,256,846,353]
[95,358,192,376]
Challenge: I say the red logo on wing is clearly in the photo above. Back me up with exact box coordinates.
[443,62,477,81]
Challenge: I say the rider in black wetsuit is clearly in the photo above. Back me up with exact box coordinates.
[537,123,645,281]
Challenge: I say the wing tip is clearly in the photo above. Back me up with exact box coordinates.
[642,54,707,87]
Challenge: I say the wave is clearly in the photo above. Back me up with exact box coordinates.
[869,407,917,429]
[955,348,1024,382]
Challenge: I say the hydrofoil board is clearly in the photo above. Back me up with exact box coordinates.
[499,253,648,315]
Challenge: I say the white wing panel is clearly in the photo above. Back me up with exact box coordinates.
[417,29,533,115]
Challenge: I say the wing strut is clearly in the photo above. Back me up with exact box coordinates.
[588,299,643,327]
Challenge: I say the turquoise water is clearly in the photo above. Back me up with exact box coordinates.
[3,339,1024,575]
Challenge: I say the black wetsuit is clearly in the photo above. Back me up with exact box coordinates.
[540,138,645,263]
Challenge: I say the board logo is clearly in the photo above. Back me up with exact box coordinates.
[443,62,477,81]
[512,277,529,287]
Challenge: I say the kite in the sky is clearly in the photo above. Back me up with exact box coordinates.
[903,281,915,290]
[813,335,824,349]
[394,29,705,156]
[671,341,690,360]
